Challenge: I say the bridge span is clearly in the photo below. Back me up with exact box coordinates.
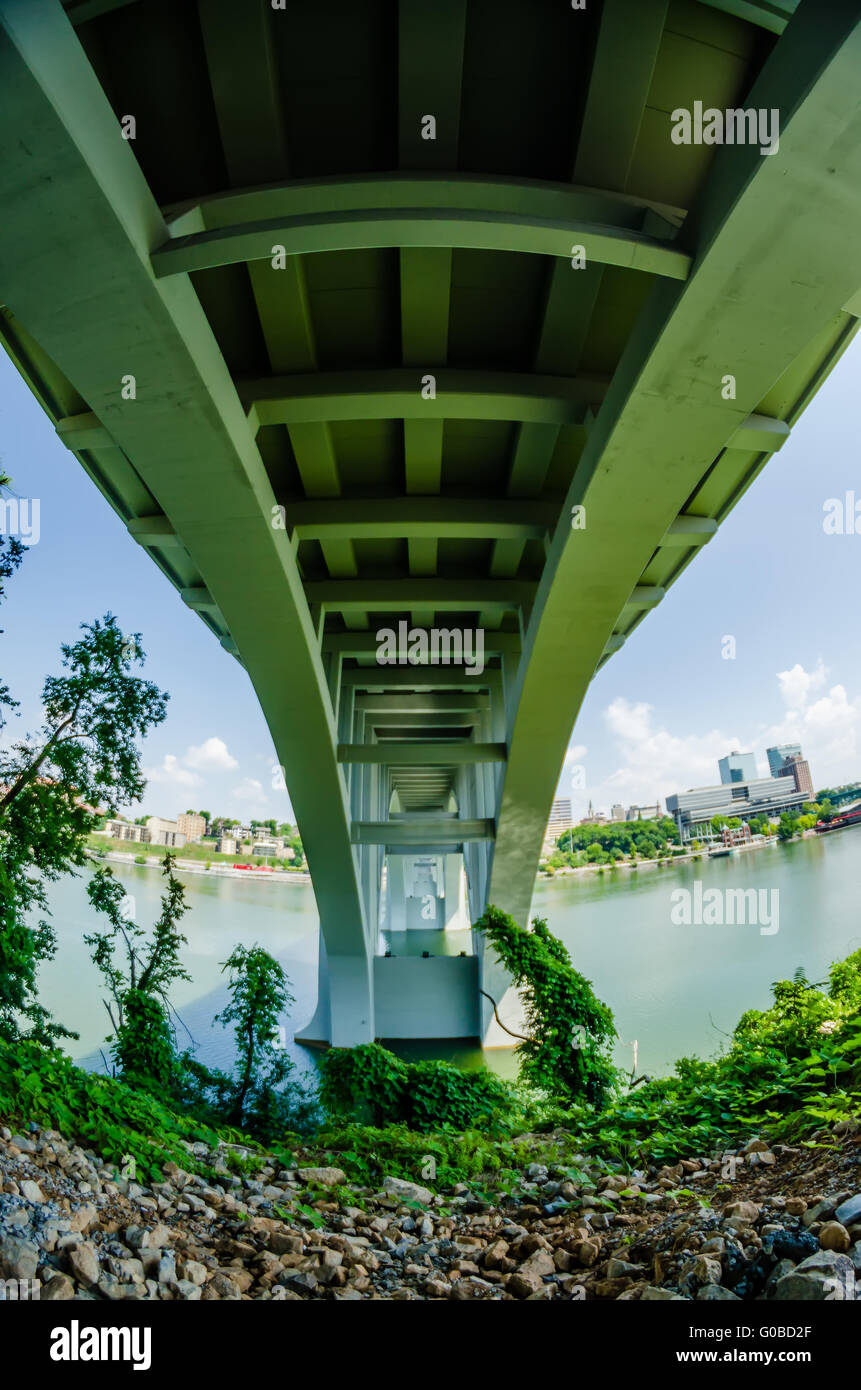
[1,0,860,1045]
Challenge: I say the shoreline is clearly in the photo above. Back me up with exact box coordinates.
[537,831,823,879]
[88,827,816,889]
[85,848,312,885]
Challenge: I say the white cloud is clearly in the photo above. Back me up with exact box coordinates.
[183,737,238,772]
[232,777,264,802]
[143,754,201,788]
[562,661,861,819]
[229,778,273,818]
[776,659,827,711]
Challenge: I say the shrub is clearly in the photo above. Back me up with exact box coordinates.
[473,906,619,1105]
[319,1042,516,1132]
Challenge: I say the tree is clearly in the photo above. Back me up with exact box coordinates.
[0,610,168,1042]
[85,854,191,1088]
[0,476,24,732]
[180,945,315,1138]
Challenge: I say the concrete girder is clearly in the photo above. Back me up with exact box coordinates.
[241,368,610,430]
[488,1,861,949]
[151,196,691,282]
[338,743,507,765]
[0,0,373,1040]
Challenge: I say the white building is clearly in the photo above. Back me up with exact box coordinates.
[145,817,187,848]
[543,797,574,852]
[101,819,149,843]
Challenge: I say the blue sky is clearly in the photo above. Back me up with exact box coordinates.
[2,335,860,826]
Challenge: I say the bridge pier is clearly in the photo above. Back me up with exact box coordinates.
[296,940,375,1049]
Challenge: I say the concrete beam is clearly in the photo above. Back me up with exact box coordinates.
[306,578,535,614]
[289,496,555,541]
[340,666,499,690]
[241,368,610,430]
[338,742,506,764]
[353,818,494,845]
[322,630,521,658]
[661,515,718,547]
[152,187,691,281]
[726,413,791,453]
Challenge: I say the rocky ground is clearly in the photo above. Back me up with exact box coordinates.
[1,1117,859,1301]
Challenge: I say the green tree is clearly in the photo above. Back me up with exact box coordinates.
[0,596,168,1042]
[181,945,315,1138]
[85,854,191,1088]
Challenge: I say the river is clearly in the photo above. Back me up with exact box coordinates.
[35,831,861,1087]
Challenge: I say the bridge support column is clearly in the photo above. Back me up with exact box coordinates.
[296,938,375,1048]
[443,853,470,933]
[384,855,407,932]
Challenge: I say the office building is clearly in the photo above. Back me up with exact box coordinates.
[718,751,758,784]
[767,743,802,778]
[666,774,806,842]
[782,755,814,800]
[543,797,574,851]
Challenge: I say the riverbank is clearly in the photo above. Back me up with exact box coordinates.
[88,829,796,889]
[539,832,799,878]
[2,1108,858,1301]
[85,848,311,885]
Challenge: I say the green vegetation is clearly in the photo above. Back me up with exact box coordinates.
[3,944,860,1191]
[85,854,191,1091]
[0,523,168,1043]
[319,1042,516,1132]
[474,906,618,1105]
[0,1038,225,1182]
[83,856,314,1142]
[569,950,861,1164]
[181,944,316,1139]
[548,815,680,869]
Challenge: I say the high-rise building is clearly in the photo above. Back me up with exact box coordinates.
[177,812,206,842]
[766,743,802,778]
[543,797,574,851]
[718,751,758,784]
[782,755,814,800]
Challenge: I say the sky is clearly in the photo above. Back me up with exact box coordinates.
[1,333,861,826]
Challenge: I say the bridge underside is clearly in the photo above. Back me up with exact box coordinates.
[1,0,860,1045]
